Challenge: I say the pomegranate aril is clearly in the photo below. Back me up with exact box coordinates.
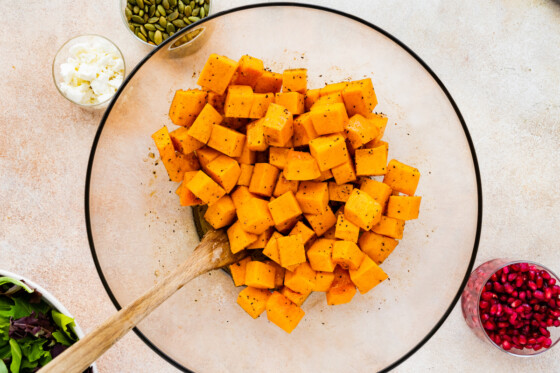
[528,281,537,291]
[554,320,560,327]
[545,288,552,300]
[534,343,543,351]
[497,321,509,328]
[528,337,537,344]
[511,299,522,308]
[548,278,556,286]
[508,273,518,282]
[543,338,553,348]
[529,271,536,280]
[502,340,512,350]
[536,277,544,288]
[504,283,514,294]
[479,300,489,309]
[493,282,504,292]
[515,277,524,288]
[519,335,527,345]
[534,290,544,300]
[520,263,529,272]
[490,273,498,282]
[542,271,551,280]
[481,292,495,301]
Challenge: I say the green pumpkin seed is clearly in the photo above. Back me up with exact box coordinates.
[184,5,192,16]
[189,1,195,9]
[205,0,209,3]
[203,3,208,14]
[191,7,199,16]
[148,16,158,23]
[162,0,169,9]
[137,0,144,8]
[198,0,204,5]
[169,31,175,36]
[129,24,135,32]
[159,16,167,27]
[184,18,192,25]
[125,7,132,20]
[138,9,144,16]
[155,23,165,31]
[149,4,155,16]
[163,32,169,39]
[178,0,184,12]
[131,22,142,27]
[148,30,155,42]
[126,2,132,10]
[133,5,139,13]
[157,5,165,16]
[154,30,163,44]
[155,10,160,16]
[144,0,152,5]
[140,25,148,37]
[128,0,136,5]
[173,19,186,27]
[145,23,156,31]
[199,7,205,18]
[145,13,149,21]
[131,15,145,23]
[188,16,200,22]
[169,0,177,7]
[148,41,157,45]
[137,32,147,42]
[168,10,179,20]
[144,5,149,11]
[166,23,176,33]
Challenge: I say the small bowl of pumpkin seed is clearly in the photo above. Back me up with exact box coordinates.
[121,0,211,47]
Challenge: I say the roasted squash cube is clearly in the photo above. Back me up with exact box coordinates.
[236,197,274,234]
[268,191,302,228]
[230,186,257,209]
[314,169,333,182]
[349,255,388,294]
[277,234,306,268]
[282,68,307,93]
[266,292,305,333]
[265,260,286,287]
[152,126,200,182]
[332,241,365,270]
[307,238,336,272]
[186,170,226,205]
[235,138,256,165]
[188,103,223,144]
[207,91,226,115]
[341,78,377,116]
[386,196,422,220]
[275,92,305,114]
[304,205,337,236]
[207,124,246,157]
[169,127,205,155]
[284,262,316,294]
[383,159,420,196]
[360,178,392,210]
[345,114,379,149]
[229,257,251,286]
[313,271,335,291]
[309,134,348,171]
[292,112,319,147]
[237,164,254,186]
[273,172,299,197]
[355,142,388,176]
[246,118,268,151]
[331,152,357,185]
[169,89,208,127]
[344,189,382,230]
[304,88,321,111]
[284,150,321,181]
[254,71,283,93]
[227,221,258,254]
[234,55,264,87]
[196,146,221,170]
[249,163,280,197]
[248,93,274,119]
[372,216,405,239]
[311,92,344,109]
[309,102,348,135]
[245,261,276,289]
[203,195,236,229]
[288,221,316,246]
[263,231,283,264]
[247,227,274,250]
[177,171,203,206]
[326,266,356,305]
[319,82,348,97]
[205,155,241,193]
[197,54,238,95]
[335,213,360,243]
[280,286,311,307]
[328,182,353,202]
[262,103,293,147]
[237,286,271,318]
[269,147,291,170]
[359,231,399,264]
[224,85,254,118]
[295,181,329,215]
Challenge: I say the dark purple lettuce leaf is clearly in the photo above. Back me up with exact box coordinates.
[9,312,55,340]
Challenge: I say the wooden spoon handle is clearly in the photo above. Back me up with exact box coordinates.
[39,231,229,373]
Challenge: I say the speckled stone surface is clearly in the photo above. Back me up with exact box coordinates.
[1,0,559,372]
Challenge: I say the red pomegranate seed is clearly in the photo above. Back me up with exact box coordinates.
[508,273,518,282]
[498,321,509,328]
[534,344,543,351]
[542,271,551,280]
[536,277,544,288]
[528,281,538,291]
[490,273,498,282]
[481,313,490,321]
[479,300,489,309]
[548,278,556,286]
[545,288,552,300]
[554,320,560,327]
[503,266,510,274]
[546,319,553,327]
[493,282,504,292]
[482,292,495,301]
[511,299,522,308]
[490,304,498,315]
[519,291,526,300]
[534,290,545,300]
[543,338,553,348]
[515,277,524,288]
[529,271,536,280]
[484,321,495,330]
[502,340,512,350]
[520,263,529,272]
[509,314,517,324]
[504,283,514,294]
[519,335,527,345]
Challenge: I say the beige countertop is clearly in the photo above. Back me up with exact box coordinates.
[2,0,560,371]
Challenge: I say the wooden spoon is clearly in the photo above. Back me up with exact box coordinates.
[39,229,245,373]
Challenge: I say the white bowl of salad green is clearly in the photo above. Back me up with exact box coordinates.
[0,270,96,373]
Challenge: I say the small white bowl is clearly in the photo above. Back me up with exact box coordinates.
[0,270,98,372]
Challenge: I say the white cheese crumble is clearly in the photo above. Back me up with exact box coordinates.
[58,40,124,105]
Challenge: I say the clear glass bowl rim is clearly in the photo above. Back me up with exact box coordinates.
[52,34,126,108]
[85,3,483,372]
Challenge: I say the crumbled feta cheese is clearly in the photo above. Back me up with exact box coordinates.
[58,39,124,105]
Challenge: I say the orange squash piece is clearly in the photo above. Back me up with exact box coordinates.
[295,181,329,215]
[254,71,283,93]
[309,102,348,135]
[309,134,348,171]
[383,159,421,196]
[234,55,264,87]
[344,189,382,230]
[249,163,280,197]
[207,124,246,157]
[386,196,422,220]
[349,255,388,294]
[187,103,223,144]
[237,287,271,318]
[328,182,353,202]
[307,238,336,272]
[359,231,399,264]
[275,92,305,114]
[284,150,321,181]
[236,197,274,235]
[229,256,252,286]
[372,216,405,239]
[169,89,208,127]
[245,261,276,289]
[355,142,388,176]
[282,68,307,94]
[304,205,337,237]
[227,221,258,254]
[205,155,241,193]
[203,195,236,229]
[326,266,356,305]
[266,292,305,333]
[197,54,238,95]
[288,221,316,246]
[185,170,226,205]
[360,178,392,210]
[262,103,294,147]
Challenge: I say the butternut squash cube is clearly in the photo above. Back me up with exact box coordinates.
[304,205,337,237]
[328,182,353,202]
[266,292,305,333]
[177,171,203,206]
[236,197,274,234]
[207,124,246,157]
[230,186,257,209]
[359,231,399,264]
[246,119,268,151]
[224,85,254,118]
[331,152,357,185]
[360,178,392,210]
[152,126,200,182]
[229,257,251,286]
[282,68,307,93]
[349,255,388,294]
[307,238,336,272]
[309,134,348,171]
[254,71,283,93]
[344,189,382,230]
[335,213,360,243]
[284,150,321,181]
[355,142,388,176]
[275,92,305,114]
[169,89,208,127]
[295,181,329,214]
[249,163,280,197]
[207,91,226,115]
[372,216,405,239]
[280,286,311,307]
[341,78,377,116]
[311,92,344,109]
[313,271,335,291]
[263,231,283,264]
[364,112,388,144]
[234,138,256,165]
[383,159,421,196]
[247,227,274,249]
[245,261,276,289]
[268,191,302,227]
[345,114,379,149]
[203,195,236,229]
[237,164,254,187]
[262,103,293,147]
[237,286,271,318]
[187,103,222,144]
[265,260,286,287]
[284,262,316,294]
[319,82,348,97]
[197,54,238,95]
[386,196,422,220]
[186,170,226,205]
[234,55,264,87]
[227,221,258,254]
[269,147,291,170]
[205,155,241,193]
[304,88,321,111]
[277,234,306,268]
[332,240,365,270]
[326,266,356,305]
[273,172,299,197]
[314,169,333,182]
[196,146,221,170]
[169,127,205,155]
[309,102,349,135]
[322,225,337,240]
[289,221,316,246]
[248,93,275,119]
[292,112,319,147]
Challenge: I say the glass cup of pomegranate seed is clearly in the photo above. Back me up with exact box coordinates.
[461,259,560,355]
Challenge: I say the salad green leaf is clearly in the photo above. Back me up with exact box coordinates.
[0,359,8,373]
[51,310,77,342]
[9,339,21,373]
[0,279,32,294]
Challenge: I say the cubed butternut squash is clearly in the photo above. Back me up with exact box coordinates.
[205,155,241,193]
[249,163,280,197]
[309,134,348,171]
[282,68,307,93]
[229,256,251,286]
[277,234,306,268]
[169,127,204,155]
[207,124,246,157]
[227,220,258,254]
[224,85,254,118]
[237,164,254,186]
[364,112,388,143]
[245,261,276,289]
[275,92,305,114]
[360,178,392,210]
[203,195,236,229]
[344,189,382,230]
[273,172,299,197]
[309,102,348,135]
[236,197,274,234]
[246,118,268,151]
[386,196,422,220]
[292,112,318,147]
[284,262,316,294]
[359,231,399,264]
[307,238,336,272]
[230,185,257,209]
[196,146,221,170]
[314,169,333,182]
[304,88,321,111]
[268,191,303,228]
[341,78,377,116]
[319,82,348,97]
[295,181,329,214]
[247,227,274,249]
[304,205,337,236]
[344,114,379,149]
[266,292,305,333]
[235,138,256,165]
[332,240,365,270]
[288,221,316,246]
[197,54,238,95]
[254,71,283,93]
[269,147,291,169]
[349,255,388,294]
[335,213,360,243]
[237,286,271,318]
[372,216,405,239]
[331,152,357,185]
[188,103,223,144]
[280,286,311,307]
[169,89,208,127]
[284,150,321,181]
[262,103,293,147]
[326,266,356,305]
[234,55,264,87]
[263,231,283,264]
[355,142,388,176]
[383,159,421,196]
[177,171,203,206]
[186,170,226,205]
[328,182,354,202]
[248,93,275,119]
[313,271,335,292]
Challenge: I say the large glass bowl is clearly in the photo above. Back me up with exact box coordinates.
[86,4,482,372]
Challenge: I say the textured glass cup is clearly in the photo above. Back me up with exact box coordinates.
[461,259,560,356]
[86,4,481,372]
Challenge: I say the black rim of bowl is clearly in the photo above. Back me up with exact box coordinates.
[84,3,483,372]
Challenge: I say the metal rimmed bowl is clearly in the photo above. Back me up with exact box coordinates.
[86,4,482,372]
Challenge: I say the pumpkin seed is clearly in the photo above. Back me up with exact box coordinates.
[129,24,135,32]
[138,9,144,16]
[188,16,200,22]
[173,19,186,27]
[199,7,205,18]
[145,23,156,31]
[198,0,204,5]
[162,0,169,9]
[148,30,155,42]
[168,10,179,21]
[149,4,155,16]
[137,32,147,42]
[169,0,177,7]
[128,0,136,5]
[166,23,176,33]
[203,4,209,15]
[148,16,158,23]
[184,5,192,16]
[144,5,148,12]
[205,0,209,3]
[156,0,161,4]
[140,25,148,37]
[131,15,145,23]
[137,0,144,8]
[159,16,167,27]
[133,5,139,13]
[184,18,192,25]
[169,31,175,36]
[190,1,195,9]
[148,41,156,45]
[145,0,152,5]
[178,0,184,13]
[154,30,163,44]
[163,32,169,39]
[155,23,164,31]
[125,7,132,20]
[127,2,132,10]
[131,22,142,27]
[191,7,199,16]
[157,5,165,16]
